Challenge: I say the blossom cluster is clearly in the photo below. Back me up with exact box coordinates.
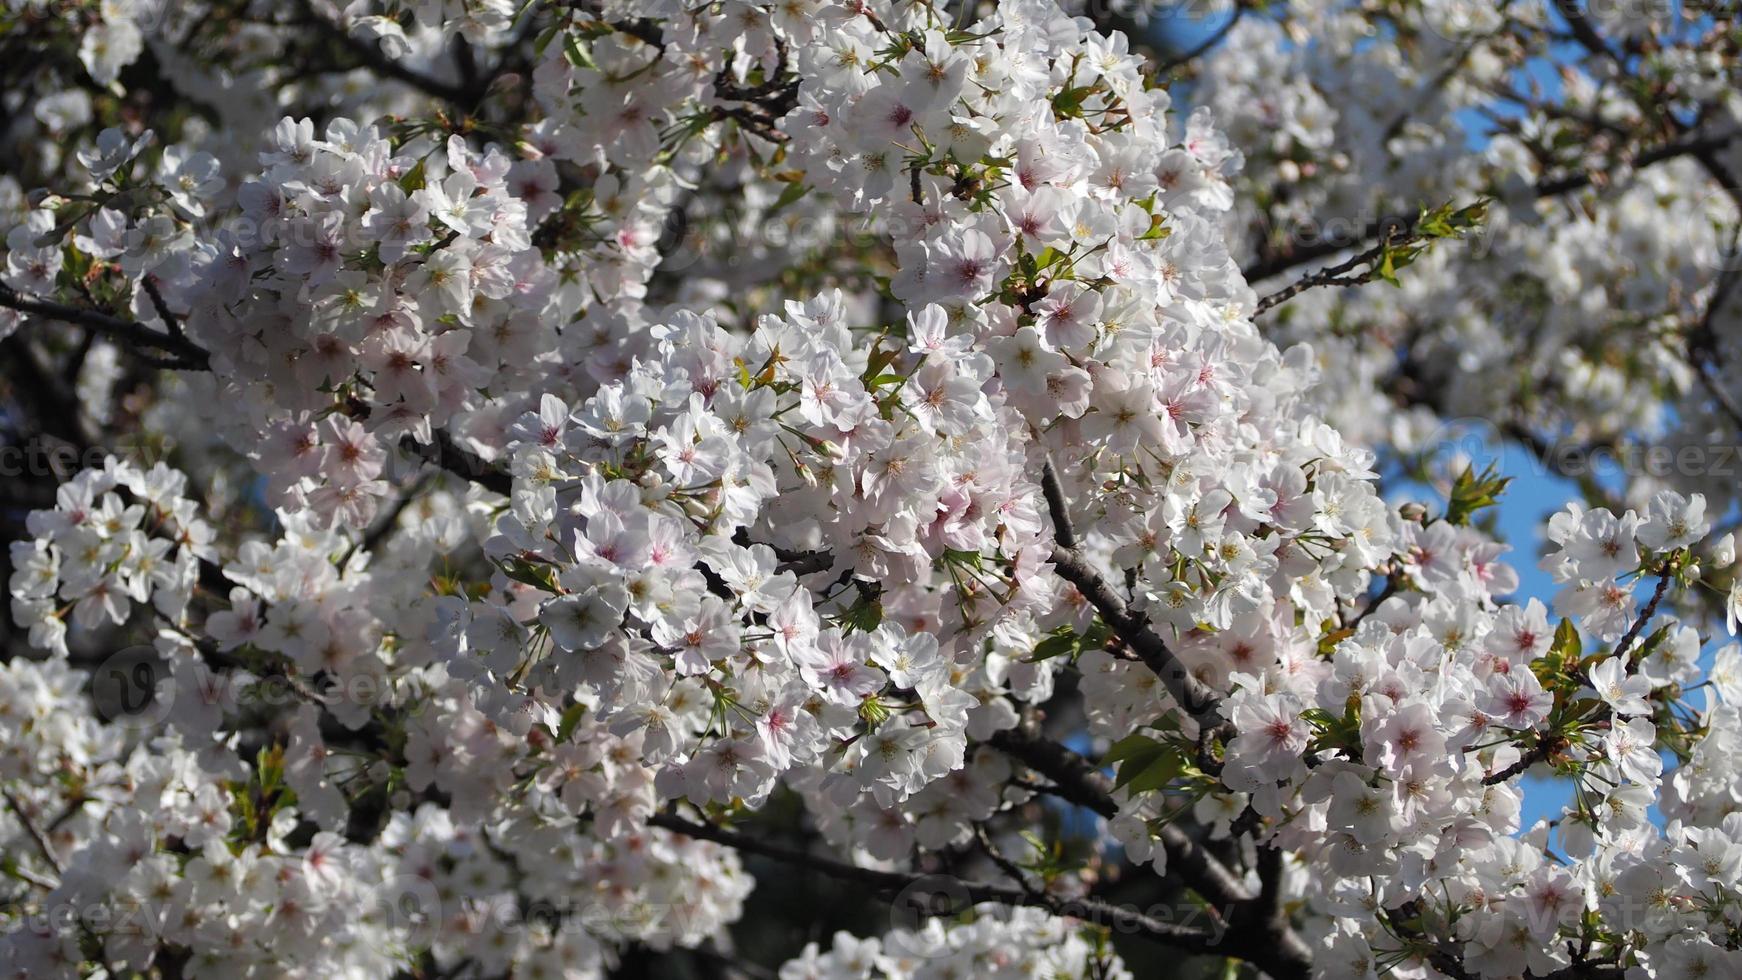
[1195,0,1742,517]
[779,906,1127,980]
[0,1,1739,978]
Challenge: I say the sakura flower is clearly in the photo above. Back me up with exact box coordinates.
[1588,657,1653,718]
[1604,717,1663,784]
[1223,688,1309,788]
[540,584,629,652]
[1637,491,1709,551]
[795,629,886,705]
[207,588,265,651]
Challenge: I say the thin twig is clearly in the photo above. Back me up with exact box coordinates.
[1611,561,1677,664]
[0,283,209,369]
[974,824,1042,900]
[2,787,63,876]
[298,0,484,106]
[1254,218,1411,315]
[141,277,185,341]
[1243,130,1742,285]
[1484,562,1676,786]
[648,810,1224,954]
[1153,4,1245,76]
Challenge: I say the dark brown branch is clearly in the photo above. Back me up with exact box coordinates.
[987,724,1252,908]
[1253,217,1413,315]
[0,283,210,369]
[986,724,1312,979]
[1688,267,1742,432]
[973,824,1043,900]
[339,471,436,568]
[1244,131,1742,286]
[298,0,484,106]
[1484,561,1676,786]
[397,431,512,496]
[0,283,517,503]
[728,528,835,575]
[2,788,62,875]
[648,811,1225,955]
[1040,460,1221,721]
[685,944,776,980]
[141,277,186,342]
[707,43,799,144]
[1611,561,1677,665]
[1040,457,1079,550]
[1347,571,1402,630]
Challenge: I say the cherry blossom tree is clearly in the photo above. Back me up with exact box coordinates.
[0,1,1739,978]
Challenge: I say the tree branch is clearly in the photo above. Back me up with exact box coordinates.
[985,722,1312,979]
[141,277,186,342]
[297,0,485,107]
[0,283,209,369]
[986,724,1253,904]
[398,431,512,496]
[1243,130,1742,286]
[1687,267,1742,432]
[1253,217,1413,315]
[1,285,521,502]
[1484,560,1677,786]
[1040,459,1221,721]
[2,787,62,876]
[648,811,1226,955]
[1153,4,1245,77]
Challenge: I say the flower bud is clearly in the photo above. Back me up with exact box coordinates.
[1714,532,1736,569]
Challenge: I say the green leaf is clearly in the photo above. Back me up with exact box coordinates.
[1416,199,1490,239]
[501,557,560,594]
[1552,617,1581,661]
[1028,632,1082,663]
[1102,733,1161,766]
[555,701,588,743]
[1444,461,1511,526]
[532,21,564,57]
[940,548,984,569]
[1627,623,1673,665]
[1123,748,1185,796]
[255,743,285,794]
[769,180,809,214]
[860,337,900,386]
[398,159,426,193]
[1105,734,1184,795]
[841,592,883,633]
[564,34,597,70]
[1051,85,1094,119]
